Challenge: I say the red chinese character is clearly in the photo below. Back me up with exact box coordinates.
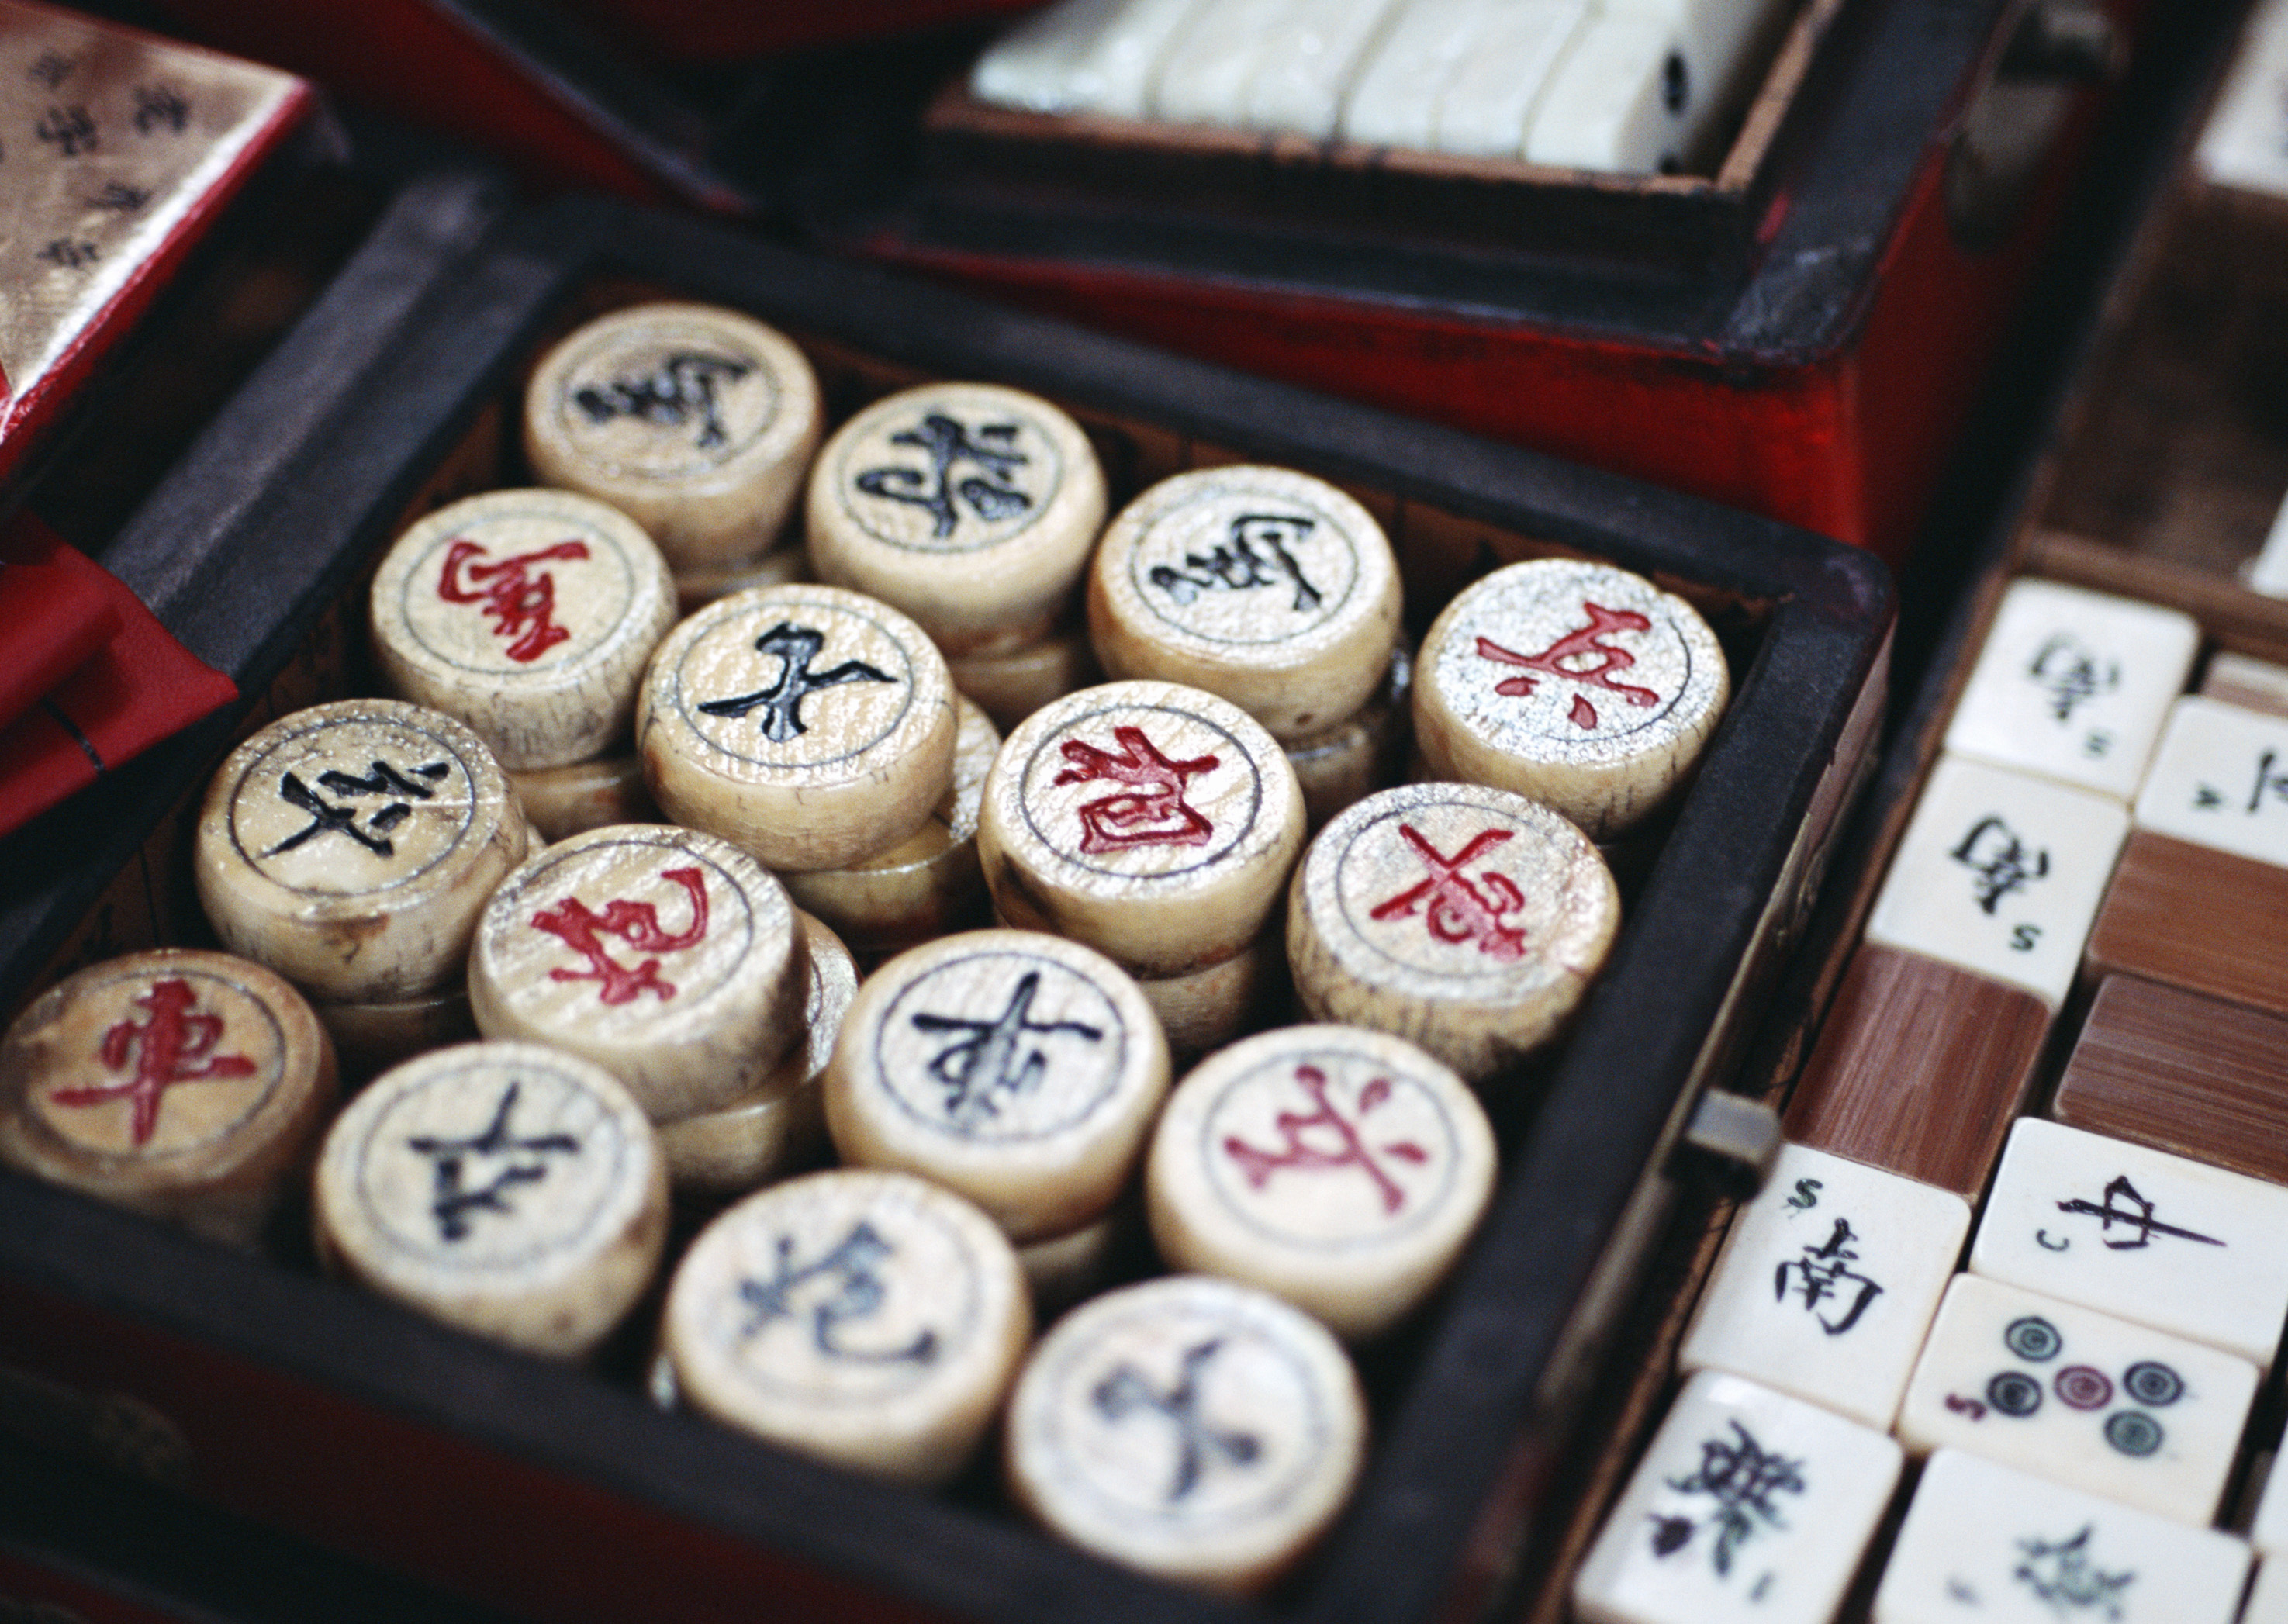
[1368,824,1529,961]
[531,866,710,1005]
[52,978,257,1148]
[436,537,591,663]
[1476,599,1660,730]
[1222,1065,1428,1215]
[1053,725,1220,854]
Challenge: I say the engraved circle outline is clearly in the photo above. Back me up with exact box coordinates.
[2003,1315,2062,1362]
[1440,566,1697,747]
[392,503,641,679]
[1122,486,1363,648]
[549,316,779,481]
[1016,700,1263,882]
[668,593,920,771]
[224,710,484,896]
[830,392,1063,555]
[2104,1410,2164,1457]
[1325,794,1569,987]
[1986,1370,2043,1418]
[2122,1361,2183,1407]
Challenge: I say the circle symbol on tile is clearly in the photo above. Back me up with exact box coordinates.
[2105,1410,2164,1457]
[1986,1370,2043,1418]
[2053,1366,2112,1411]
[2123,1361,2183,1407]
[2004,1315,2061,1361]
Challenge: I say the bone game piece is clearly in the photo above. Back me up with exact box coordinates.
[313,1042,668,1357]
[638,582,958,872]
[807,382,1107,657]
[194,700,531,1002]
[524,302,824,569]
[0,950,336,1247]
[506,753,657,843]
[467,824,804,1122]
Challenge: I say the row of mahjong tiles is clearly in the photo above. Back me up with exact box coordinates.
[1574,577,2288,1622]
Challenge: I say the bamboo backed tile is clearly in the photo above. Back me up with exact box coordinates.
[2086,831,2288,1018]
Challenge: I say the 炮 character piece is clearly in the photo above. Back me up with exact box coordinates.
[1414,557,1727,839]
[980,679,1305,977]
[638,583,957,872]
[1146,1025,1495,1339]
[194,700,530,1001]
[467,824,803,1121]
[808,382,1106,657]
[0,950,336,1248]
[824,929,1170,1242]
[1004,1273,1367,1594]
[524,302,822,569]
[663,1167,1030,1484]
[1088,466,1401,741]
[313,1042,667,1356]
[1287,780,1619,1082]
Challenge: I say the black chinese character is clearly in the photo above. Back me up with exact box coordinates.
[2193,748,2288,815]
[36,237,97,270]
[2013,1524,2134,1617]
[1091,1339,1261,1503]
[906,970,1104,1131]
[2027,634,2119,724]
[2053,1175,2224,1251]
[1146,513,1325,615]
[89,181,150,213]
[572,350,752,452]
[853,413,1031,540]
[1950,814,2049,914]
[694,622,894,743]
[1772,1215,1885,1335]
[738,1221,938,1364]
[1648,1421,1804,1577]
[132,84,189,135]
[406,1082,581,1242]
[27,52,74,91]
[261,759,451,859]
[36,104,95,157]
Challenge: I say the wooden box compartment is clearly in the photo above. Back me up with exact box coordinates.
[0,181,1891,1624]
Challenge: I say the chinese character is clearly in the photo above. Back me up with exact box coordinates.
[1948,814,2049,915]
[1146,512,1325,614]
[738,1221,938,1364]
[406,1082,582,1242]
[88,181,150,213]
[852,413,1031,539]
[261,759,451,859]
[1052,725,1220,853]
[1367,824,1528,961]
[49,978,256,1148]
[531,867,710,1006]
[131,84,189,135]
[36,237,96,270]
[1772,1215,1884,1335]
[2027,634,2119,724]
[435,536,590,664]
[1222,1064,1429,1215]
[1646,1421,1804,1578]
[27,52,75,90]
[2013,1525,2133,1618]
[695,621,895,743]
[1475,600,1661,731]
[1091,1339,1261,1503]
[2053,1175,2223,1251]
[2193,748,2288,815]
[906,969,1104,1130]
[572,350,753,452]
[36,104,95,156]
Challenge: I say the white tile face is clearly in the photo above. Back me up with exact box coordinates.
[1679,1144,1971,1431]
[2253,1450,2288,1557]
[1941,579,2200,800]
[1149,0,1295,123]
[1872,1449,2251,1624]
[2247,1557,2288,1624]
[1603,0,1792,157]
[970,0,1209,117]
[1340,0,1505,147]
[1973,1118,2288,1367]
[1525,12,1688,174]
[1572,1370,1901,1624]
[2196,0,2288,200]
[2134,696,2288,870]
[1896,1275,2259,1524]
[1864,755,2130,1008]
[1238,0,1408,137]
[1431,0,1585,157]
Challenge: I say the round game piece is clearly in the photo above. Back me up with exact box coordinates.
[468,824,803,1122]
[524,302,823,569]
[1017,1205,1125,1317]
[663,1167,1031,1484]
[782,696,998,950]
[807,382,1106,656]
[824,930,1171,1242]
[673,542,808,617]
[948,623,1101,734]
[655,909,859,1196]
[638,583,959,872]
[1413,557,1728,839]
[1146,1025,1496,1339]
[313,1041,667,1356]
[1087,466,1402,741]
[369,489,678,772]
[978,681,1306,977]
[1288,782,1620,1082]
[194,700,531,1002]
[1135,928,1283,1062]
[0,950,336,1248]
[1004,1273,1367,1594]
[1286,641,1412,831]
[313,981,477,1083]
[507,753,657,843]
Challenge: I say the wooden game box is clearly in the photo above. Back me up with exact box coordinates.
[0,177,1890,1623]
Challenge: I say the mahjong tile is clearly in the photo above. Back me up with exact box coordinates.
[2132,696,2288,870]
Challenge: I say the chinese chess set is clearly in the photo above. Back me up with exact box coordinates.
[0,185,1888,1622]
